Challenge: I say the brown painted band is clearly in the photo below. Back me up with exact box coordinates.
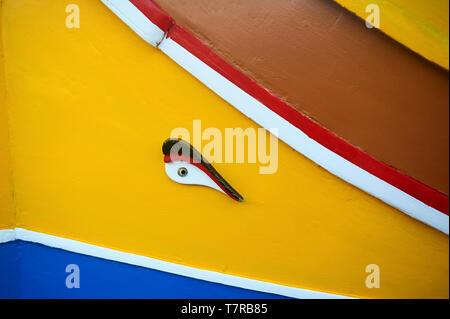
[154,0,449,196]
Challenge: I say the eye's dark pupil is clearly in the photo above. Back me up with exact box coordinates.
[178,167,188,177]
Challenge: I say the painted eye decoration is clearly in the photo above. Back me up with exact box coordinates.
[162,138,244,202]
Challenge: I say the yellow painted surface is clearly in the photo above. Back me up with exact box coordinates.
[0,2,15,230]
[1,0,448,298]
[334,0,449,70]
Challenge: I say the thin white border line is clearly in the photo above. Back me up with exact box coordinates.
[0,228,353,299]
[102,0,448,234]
[0,229,16,243]
[101,0,164,47]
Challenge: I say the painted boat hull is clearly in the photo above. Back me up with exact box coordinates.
[0,0,448,298]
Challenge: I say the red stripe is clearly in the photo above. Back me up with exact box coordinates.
[140,1,449,215]
[164,154,239,201]
[129,0,173,31]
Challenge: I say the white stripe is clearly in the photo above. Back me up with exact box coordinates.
[6,228,352,299]
[101,0,165,47]
[0,229,16,243]
[159,38,449,235]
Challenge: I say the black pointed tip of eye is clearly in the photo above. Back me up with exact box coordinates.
[230,189,244,202]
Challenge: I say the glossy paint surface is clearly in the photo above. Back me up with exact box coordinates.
[0,0,448,298]
[155,0,449,195]
[335,0,449,70]
[0,241,285,299]
[0,9,14,231]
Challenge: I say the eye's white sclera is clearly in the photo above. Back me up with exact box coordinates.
[164,161,226,195]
